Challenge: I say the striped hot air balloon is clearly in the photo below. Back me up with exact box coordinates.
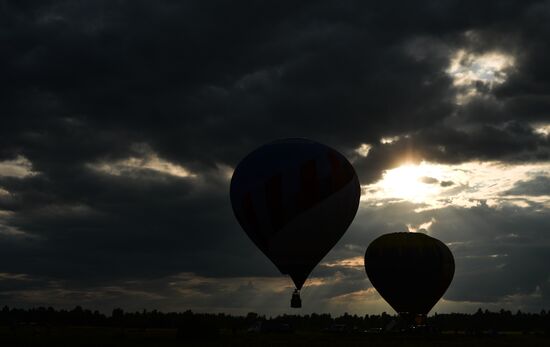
[230,139,361,308]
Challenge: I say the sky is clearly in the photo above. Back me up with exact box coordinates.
[1,0,550,316]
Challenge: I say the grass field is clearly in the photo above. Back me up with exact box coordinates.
[1,326,549,346]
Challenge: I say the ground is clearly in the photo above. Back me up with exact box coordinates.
[1,326,549,346]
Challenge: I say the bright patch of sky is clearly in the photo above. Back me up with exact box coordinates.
[0,155,36,178]
[361,161,550,211]
[533,122,550,137]
[354,143,372,157]
[216,163,234,180]
[446,50,515,104]
[407,217,436,232]
[380,136,400,144]
[321,256,364,269]
[0,157,37,238]
[88,145,196,178]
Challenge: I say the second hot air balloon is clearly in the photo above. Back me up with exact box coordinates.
[230,139,360,308]
[364,232,455,326]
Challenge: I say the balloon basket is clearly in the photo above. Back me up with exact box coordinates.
[398,313,427,328]
[413,314,427,327]
[290,289,302,308]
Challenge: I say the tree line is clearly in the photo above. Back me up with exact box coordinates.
[1,306,549,333]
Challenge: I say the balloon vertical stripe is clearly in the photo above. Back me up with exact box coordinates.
[327,151,353,194]
[265,173,285,231]
[298,159,320,211]
[241,192,265,248]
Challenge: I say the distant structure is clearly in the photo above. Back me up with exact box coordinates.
[364,232,455,326]
[230,138,361,308]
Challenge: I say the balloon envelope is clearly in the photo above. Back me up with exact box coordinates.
[230,138,360,289]
[364,232,455,315]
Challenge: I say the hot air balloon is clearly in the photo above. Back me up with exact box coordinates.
[364,232,454,326]
[230,139,360,308]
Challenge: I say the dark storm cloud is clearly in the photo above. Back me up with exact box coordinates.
[0,167,275,282]
[1,0,550,312]
[418,122,550,163]
[2,0,549,171]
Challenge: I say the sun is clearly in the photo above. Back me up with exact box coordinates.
[376,162,443,203]
[362,160,550,210]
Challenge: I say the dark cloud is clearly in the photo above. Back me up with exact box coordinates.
[2,1,549,170]
[503,175,550,196]
[0,167,276,282]
[1,0,550,313]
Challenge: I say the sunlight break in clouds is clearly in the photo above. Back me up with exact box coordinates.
[380,136,400,144]
[321,256,364,269]
[0,155,36,178]
[372,163,443,203]
[407,217,436,233]
[362,161,550,211]
[446,49,515,104]
[533,122,550,137]
[354,143,372,157]
[88,144,196,178]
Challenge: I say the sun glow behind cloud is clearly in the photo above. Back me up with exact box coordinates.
[321,256,364,269]
[354,143,372,157]
[91,156,195,178]
[533,123,550,137]
[380,136,400,144]
[0,156,36,178]
[374,163,443,203]
[446,49,515,104]
[362,161,550,211]
[87,145,196,178]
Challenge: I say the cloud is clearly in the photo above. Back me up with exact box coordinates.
[2,0,550,314]
[87,143,196,178]
[0,156,36,178]
[420,176,439,184]
[503,175,550,196]
[361,161,550,211]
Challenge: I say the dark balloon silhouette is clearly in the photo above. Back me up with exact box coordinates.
[230,138,360,308]
[364,232,455,324]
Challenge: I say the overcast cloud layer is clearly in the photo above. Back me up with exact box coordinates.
[1,0,550,314]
